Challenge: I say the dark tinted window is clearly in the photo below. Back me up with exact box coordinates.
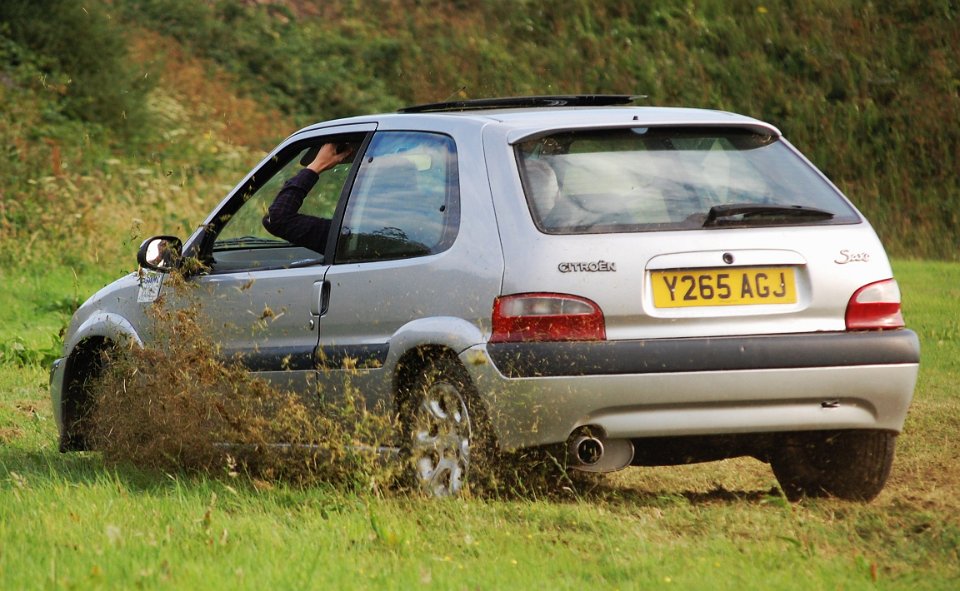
[517,127,860,233]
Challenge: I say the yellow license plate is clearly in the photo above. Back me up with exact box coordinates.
[652,267,797,308]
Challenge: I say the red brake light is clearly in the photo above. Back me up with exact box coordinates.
[491,293,606,343]
[845,279,905,330]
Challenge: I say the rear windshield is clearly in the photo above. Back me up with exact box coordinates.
[515,127,860,233]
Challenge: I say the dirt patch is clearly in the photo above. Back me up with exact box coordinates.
[884,460,960,516]
[14,401,40,416]
[0,427,23,443]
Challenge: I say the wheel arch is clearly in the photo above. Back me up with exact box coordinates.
[59,336,113,451]
[385,316,487,408]
[58,314,143,452]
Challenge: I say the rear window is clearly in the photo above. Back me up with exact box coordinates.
[515,127,860,234]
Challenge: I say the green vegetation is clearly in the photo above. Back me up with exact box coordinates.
[0,0,958,266]
[1,2,958,589]
[1,260,958,589]
[0,0,153,139]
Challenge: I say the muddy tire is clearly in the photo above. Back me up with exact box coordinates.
[398,354,493,497]
[771,430,896,501]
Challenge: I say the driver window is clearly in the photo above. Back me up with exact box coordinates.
[210,140,355,272]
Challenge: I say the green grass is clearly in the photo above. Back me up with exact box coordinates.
[1,259,958,589]
[0,264,118,348]
[895,259,960,384]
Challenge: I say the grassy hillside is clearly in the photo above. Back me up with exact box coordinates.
[1,0,957,267]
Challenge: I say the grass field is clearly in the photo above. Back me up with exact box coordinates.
[1,259,957,590]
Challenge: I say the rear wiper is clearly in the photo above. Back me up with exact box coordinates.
[703,203,835,227]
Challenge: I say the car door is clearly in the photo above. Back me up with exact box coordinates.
[315,131,468,405]
[190,124,374,394]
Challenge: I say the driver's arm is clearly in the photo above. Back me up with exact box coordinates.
[261,144,351,254]
[262,169,330,253]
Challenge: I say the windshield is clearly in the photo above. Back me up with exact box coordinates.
[515,127,860,233]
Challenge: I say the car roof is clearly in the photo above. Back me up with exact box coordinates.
[464,107,782,143]
[298,105,782,143]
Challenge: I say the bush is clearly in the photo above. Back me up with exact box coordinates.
[116,0,402,122]
[0,0,154,142]
[1,0,957,263]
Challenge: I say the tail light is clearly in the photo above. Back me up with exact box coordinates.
[845,279,905,330]
[491,293,606,343]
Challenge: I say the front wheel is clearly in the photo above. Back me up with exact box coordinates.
[399,355,486,497]
[771,430,896,501]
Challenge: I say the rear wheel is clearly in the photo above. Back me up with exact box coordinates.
[399,355,488,497]
[771,430,896,501]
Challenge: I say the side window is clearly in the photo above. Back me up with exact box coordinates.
[209,139,356,271]
[336,132,459,264]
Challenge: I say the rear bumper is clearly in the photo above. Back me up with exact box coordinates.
[463,330,919,450]
[485,330,920,378]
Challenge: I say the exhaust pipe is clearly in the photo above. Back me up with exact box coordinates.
[571,435,604,465]
[567,429,634,473]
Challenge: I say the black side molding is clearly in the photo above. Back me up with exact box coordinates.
[316,344,390,370]
[223,344,390,372]
[225,346,316,372]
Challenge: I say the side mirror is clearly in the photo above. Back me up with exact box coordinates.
[137,236,183,272]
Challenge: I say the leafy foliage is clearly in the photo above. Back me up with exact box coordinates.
[0,336,59,368]
[0,0,153,140]
[0,0,957,269]
[116,0,403,120]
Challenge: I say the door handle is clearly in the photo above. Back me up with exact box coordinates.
[320,280,331,316]
[311,280,331,316]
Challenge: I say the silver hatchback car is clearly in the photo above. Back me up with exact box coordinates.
[51,96,919,499]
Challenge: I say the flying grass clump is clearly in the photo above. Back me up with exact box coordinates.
[87,286,399,491]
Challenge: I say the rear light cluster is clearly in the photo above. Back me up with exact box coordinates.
[845,279,905,330]
[491,293,606,343]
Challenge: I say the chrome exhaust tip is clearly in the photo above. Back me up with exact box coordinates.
[571,435,604,466]
[567,429,634,473]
